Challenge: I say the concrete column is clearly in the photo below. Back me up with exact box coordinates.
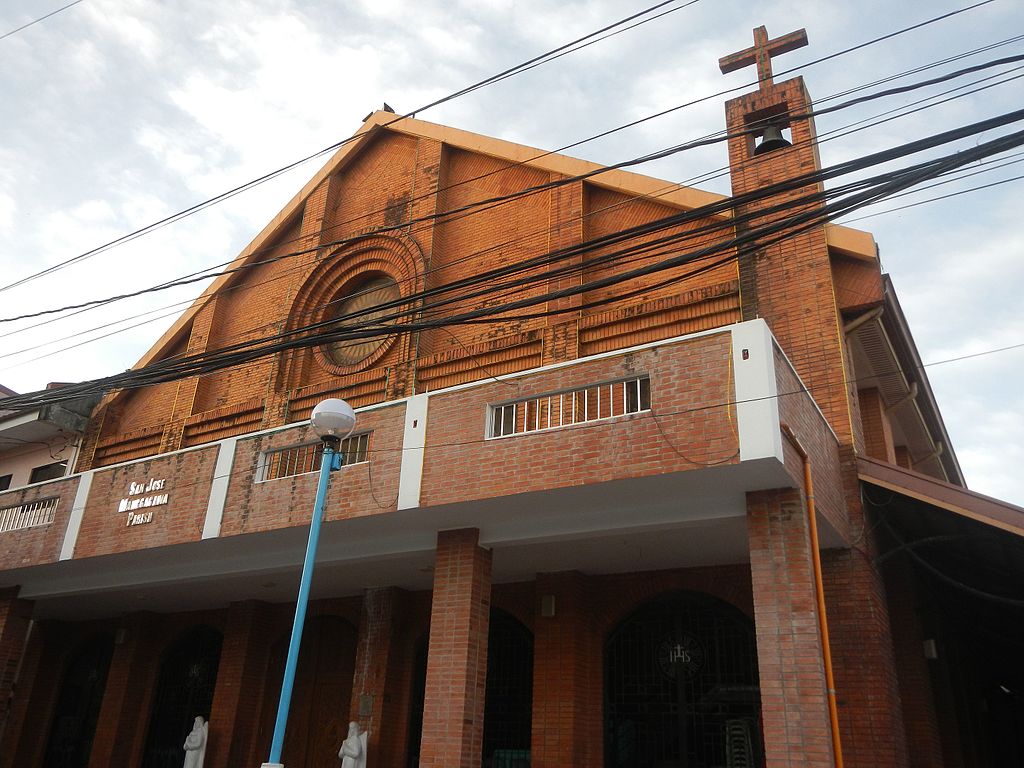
[419,528,492,768]
[747,489,834,767]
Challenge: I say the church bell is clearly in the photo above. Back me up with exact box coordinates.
[753,124,791,155]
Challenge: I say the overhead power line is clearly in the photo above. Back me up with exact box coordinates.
[7,45,1023,330]
[0,0,992,295]
[3,108,1022,412]
[0,0,703,295]
[5,40,1021,374]
[0,0,84,42]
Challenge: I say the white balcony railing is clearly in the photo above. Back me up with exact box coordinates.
[489,375,651,438]
[0,497,59,533]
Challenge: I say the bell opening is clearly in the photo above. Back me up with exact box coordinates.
[754,124,792,156]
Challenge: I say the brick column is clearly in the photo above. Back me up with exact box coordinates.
[0,589,32,759]
[349,587,407,767]
[531,571,597,767]
[419,528,492,768]
[747,489,834,767]
[88,615,160,768]
[207,601,275,768]
[822,545,909,768]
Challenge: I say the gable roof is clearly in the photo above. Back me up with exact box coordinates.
[122,110,877,393]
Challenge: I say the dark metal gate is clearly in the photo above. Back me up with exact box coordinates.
[141,626,222,768]
[605,593,761,768]
[42,635,114,768]
[482,609,533,768]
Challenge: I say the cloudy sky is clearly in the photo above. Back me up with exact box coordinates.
[1,0,1022,504]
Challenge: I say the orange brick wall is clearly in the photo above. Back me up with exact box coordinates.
[421,332,738,508]
[582,186,737,311]
[859,387,897,463]
[74,446,218,558]
[774,345,847,537]
[746,488,834,768]
[219,402,405,537]
[0,476,79,568]
[80,130,755,470]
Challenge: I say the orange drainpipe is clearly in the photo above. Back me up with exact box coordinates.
[781,424,845,768]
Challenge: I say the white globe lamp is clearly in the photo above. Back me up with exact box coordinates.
[310,398,356,441]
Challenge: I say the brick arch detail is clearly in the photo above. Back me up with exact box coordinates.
[592,566,755,641]
[282,232,426,388]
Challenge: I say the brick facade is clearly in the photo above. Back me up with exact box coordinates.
[0,40,989,767]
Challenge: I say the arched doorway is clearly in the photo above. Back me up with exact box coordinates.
[41,634,114,768]
[141,625,222,768]
[405,636,428,768]
[482,609,533,767]
[258,615,358,768]
[605,593,761,768]
[404,610,534,767]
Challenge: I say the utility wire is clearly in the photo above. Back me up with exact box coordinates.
[7,45,1022,329]
[10,79,1021,384]
[0,0,991,295]
[0,0,84,42]
[4,111,1022,411]
[0,0,701,294]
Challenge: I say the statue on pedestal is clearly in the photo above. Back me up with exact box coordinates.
[183,715,208,768]
[338,721,367,768]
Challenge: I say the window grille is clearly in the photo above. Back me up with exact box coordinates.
[257,433,370,482]
[489,374,650,438]
[0,497,58,533]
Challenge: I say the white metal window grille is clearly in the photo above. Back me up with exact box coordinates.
[490,375,651,438]
[258,433,370,482]
[0,497,58,533]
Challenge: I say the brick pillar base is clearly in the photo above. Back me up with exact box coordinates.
[0,589,32,761]
[531,571,597,767]
[747,489,834,767]
[350,587,407,768]
[419,528,492,768]
[207,601,276,768]
[88,614,160,768]
[823,545,909,768]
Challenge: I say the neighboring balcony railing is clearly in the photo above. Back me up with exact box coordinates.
[0,497,59,533]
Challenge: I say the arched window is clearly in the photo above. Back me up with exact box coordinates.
[141,626,222,768]
[605,593,761,768]
[482,609,533,767]
[42,634,114,768]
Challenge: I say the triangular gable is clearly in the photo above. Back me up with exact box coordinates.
[116,110,875,401]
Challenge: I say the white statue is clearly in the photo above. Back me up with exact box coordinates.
[338,721,367,768]
[183,715,208,768]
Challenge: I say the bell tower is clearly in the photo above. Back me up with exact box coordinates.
[720,27,856,443]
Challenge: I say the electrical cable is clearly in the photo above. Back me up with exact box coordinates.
[0,0,84,42]
[5,111,1022,411]
[8,46,1022,330]
[0,1,992,296]
[0,0,703,294]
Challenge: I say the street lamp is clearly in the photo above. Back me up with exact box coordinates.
[263,398,356,768]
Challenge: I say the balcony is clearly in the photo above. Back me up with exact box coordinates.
[0,319,843,619]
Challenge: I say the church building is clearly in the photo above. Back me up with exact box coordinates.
[0,26,1021,768]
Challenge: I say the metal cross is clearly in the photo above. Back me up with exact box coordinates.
[718,26,808,89]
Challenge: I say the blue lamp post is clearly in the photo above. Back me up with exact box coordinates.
[262,398,355,768]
